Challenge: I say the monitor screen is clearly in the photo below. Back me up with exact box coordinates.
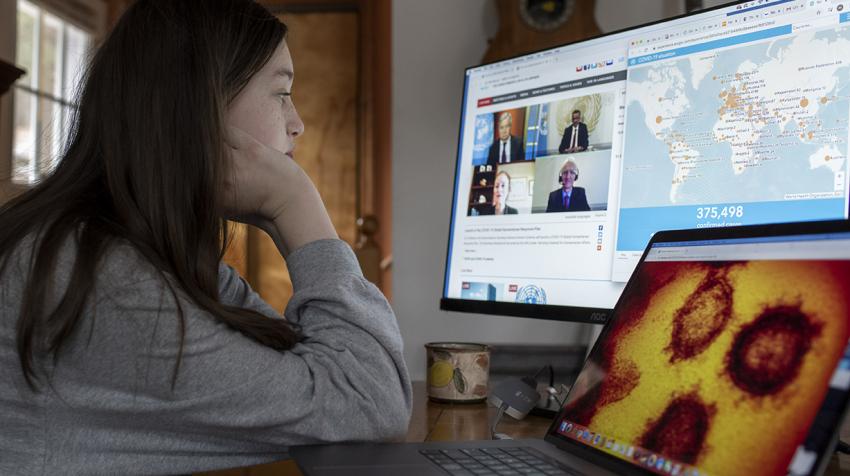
[552,227,850,476]
[441,0,850,323]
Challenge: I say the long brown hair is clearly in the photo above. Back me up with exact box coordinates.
[0,0,300,391]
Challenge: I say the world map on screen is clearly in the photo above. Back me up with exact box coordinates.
[620,27,850,208]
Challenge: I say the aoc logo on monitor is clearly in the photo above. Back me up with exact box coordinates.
[515,285,547,304]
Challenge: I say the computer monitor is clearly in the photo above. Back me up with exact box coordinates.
[441,0,850,324]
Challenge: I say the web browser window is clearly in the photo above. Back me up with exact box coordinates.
[614,0,850,281]
[443,32,637,311]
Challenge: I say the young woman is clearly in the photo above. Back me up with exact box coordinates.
[0,0,411,473]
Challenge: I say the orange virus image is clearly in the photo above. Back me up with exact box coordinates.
[639,393,715,464]
[727,305,821,396]
[668,267,733,362]
[561,260,850,476]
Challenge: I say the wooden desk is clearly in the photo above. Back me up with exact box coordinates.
[200,381,850,475]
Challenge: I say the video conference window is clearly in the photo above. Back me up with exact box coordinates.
[531,156,611,213]
[467,162,536,216]
[468,93,617,217]
[527,93,617,158]
[472,109,527,166]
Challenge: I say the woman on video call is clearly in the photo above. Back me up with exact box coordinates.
[0,0,411,473]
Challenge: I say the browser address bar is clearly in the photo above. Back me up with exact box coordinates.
[649,19,778,52]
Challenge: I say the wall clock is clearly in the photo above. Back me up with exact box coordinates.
[519,0,576,31]
[483,0,600,64]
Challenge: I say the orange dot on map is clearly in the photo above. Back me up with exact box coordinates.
[656,116,663,124]
[808,132,814,140]
[821,97,828,104]
[826,155,832,161]
[800,98,809,107]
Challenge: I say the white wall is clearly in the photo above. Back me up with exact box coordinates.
[392,0,686,381]
[595,0,683,32]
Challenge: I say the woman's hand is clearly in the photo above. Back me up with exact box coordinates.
[223,126,337,256]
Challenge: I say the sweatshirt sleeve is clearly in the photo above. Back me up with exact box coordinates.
[216,259,284,319]
[202,239,413,444]
[47,239,412,468]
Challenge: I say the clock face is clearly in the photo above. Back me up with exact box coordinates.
[519,0,576,32]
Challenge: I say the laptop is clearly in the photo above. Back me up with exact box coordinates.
[292,220,850,476]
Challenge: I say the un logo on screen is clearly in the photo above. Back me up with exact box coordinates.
[475,115,492,142]
[472,114,494,164]
[516,285,547,304]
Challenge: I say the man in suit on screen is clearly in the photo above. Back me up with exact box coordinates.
[558,109,589,154]
[487,112,524,164]
[546,160,590,213]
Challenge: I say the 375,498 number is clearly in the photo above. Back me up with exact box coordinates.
[696,205,744,220]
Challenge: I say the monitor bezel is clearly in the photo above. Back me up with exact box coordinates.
[439,0,772,324]
[542,218,850,475]
[439,298,610,324]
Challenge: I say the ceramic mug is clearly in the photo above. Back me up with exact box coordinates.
[425,342,490,403]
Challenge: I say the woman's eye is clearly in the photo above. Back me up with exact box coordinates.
[278,92,292,102]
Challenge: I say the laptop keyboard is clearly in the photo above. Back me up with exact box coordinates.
[419,447,584,476]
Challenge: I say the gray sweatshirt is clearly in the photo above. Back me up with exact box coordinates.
[0,235,412,474]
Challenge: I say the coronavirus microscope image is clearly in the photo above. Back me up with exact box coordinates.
[562,260,850,475]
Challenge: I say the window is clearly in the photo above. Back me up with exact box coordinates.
[13,0,92,184]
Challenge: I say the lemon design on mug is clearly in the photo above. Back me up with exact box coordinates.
[429,360,454,388]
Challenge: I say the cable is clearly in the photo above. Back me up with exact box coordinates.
[490,402,510,440]
[530,364,559,416]
[837,440,850,455]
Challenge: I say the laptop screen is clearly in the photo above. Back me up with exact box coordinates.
[551,229,850,476]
